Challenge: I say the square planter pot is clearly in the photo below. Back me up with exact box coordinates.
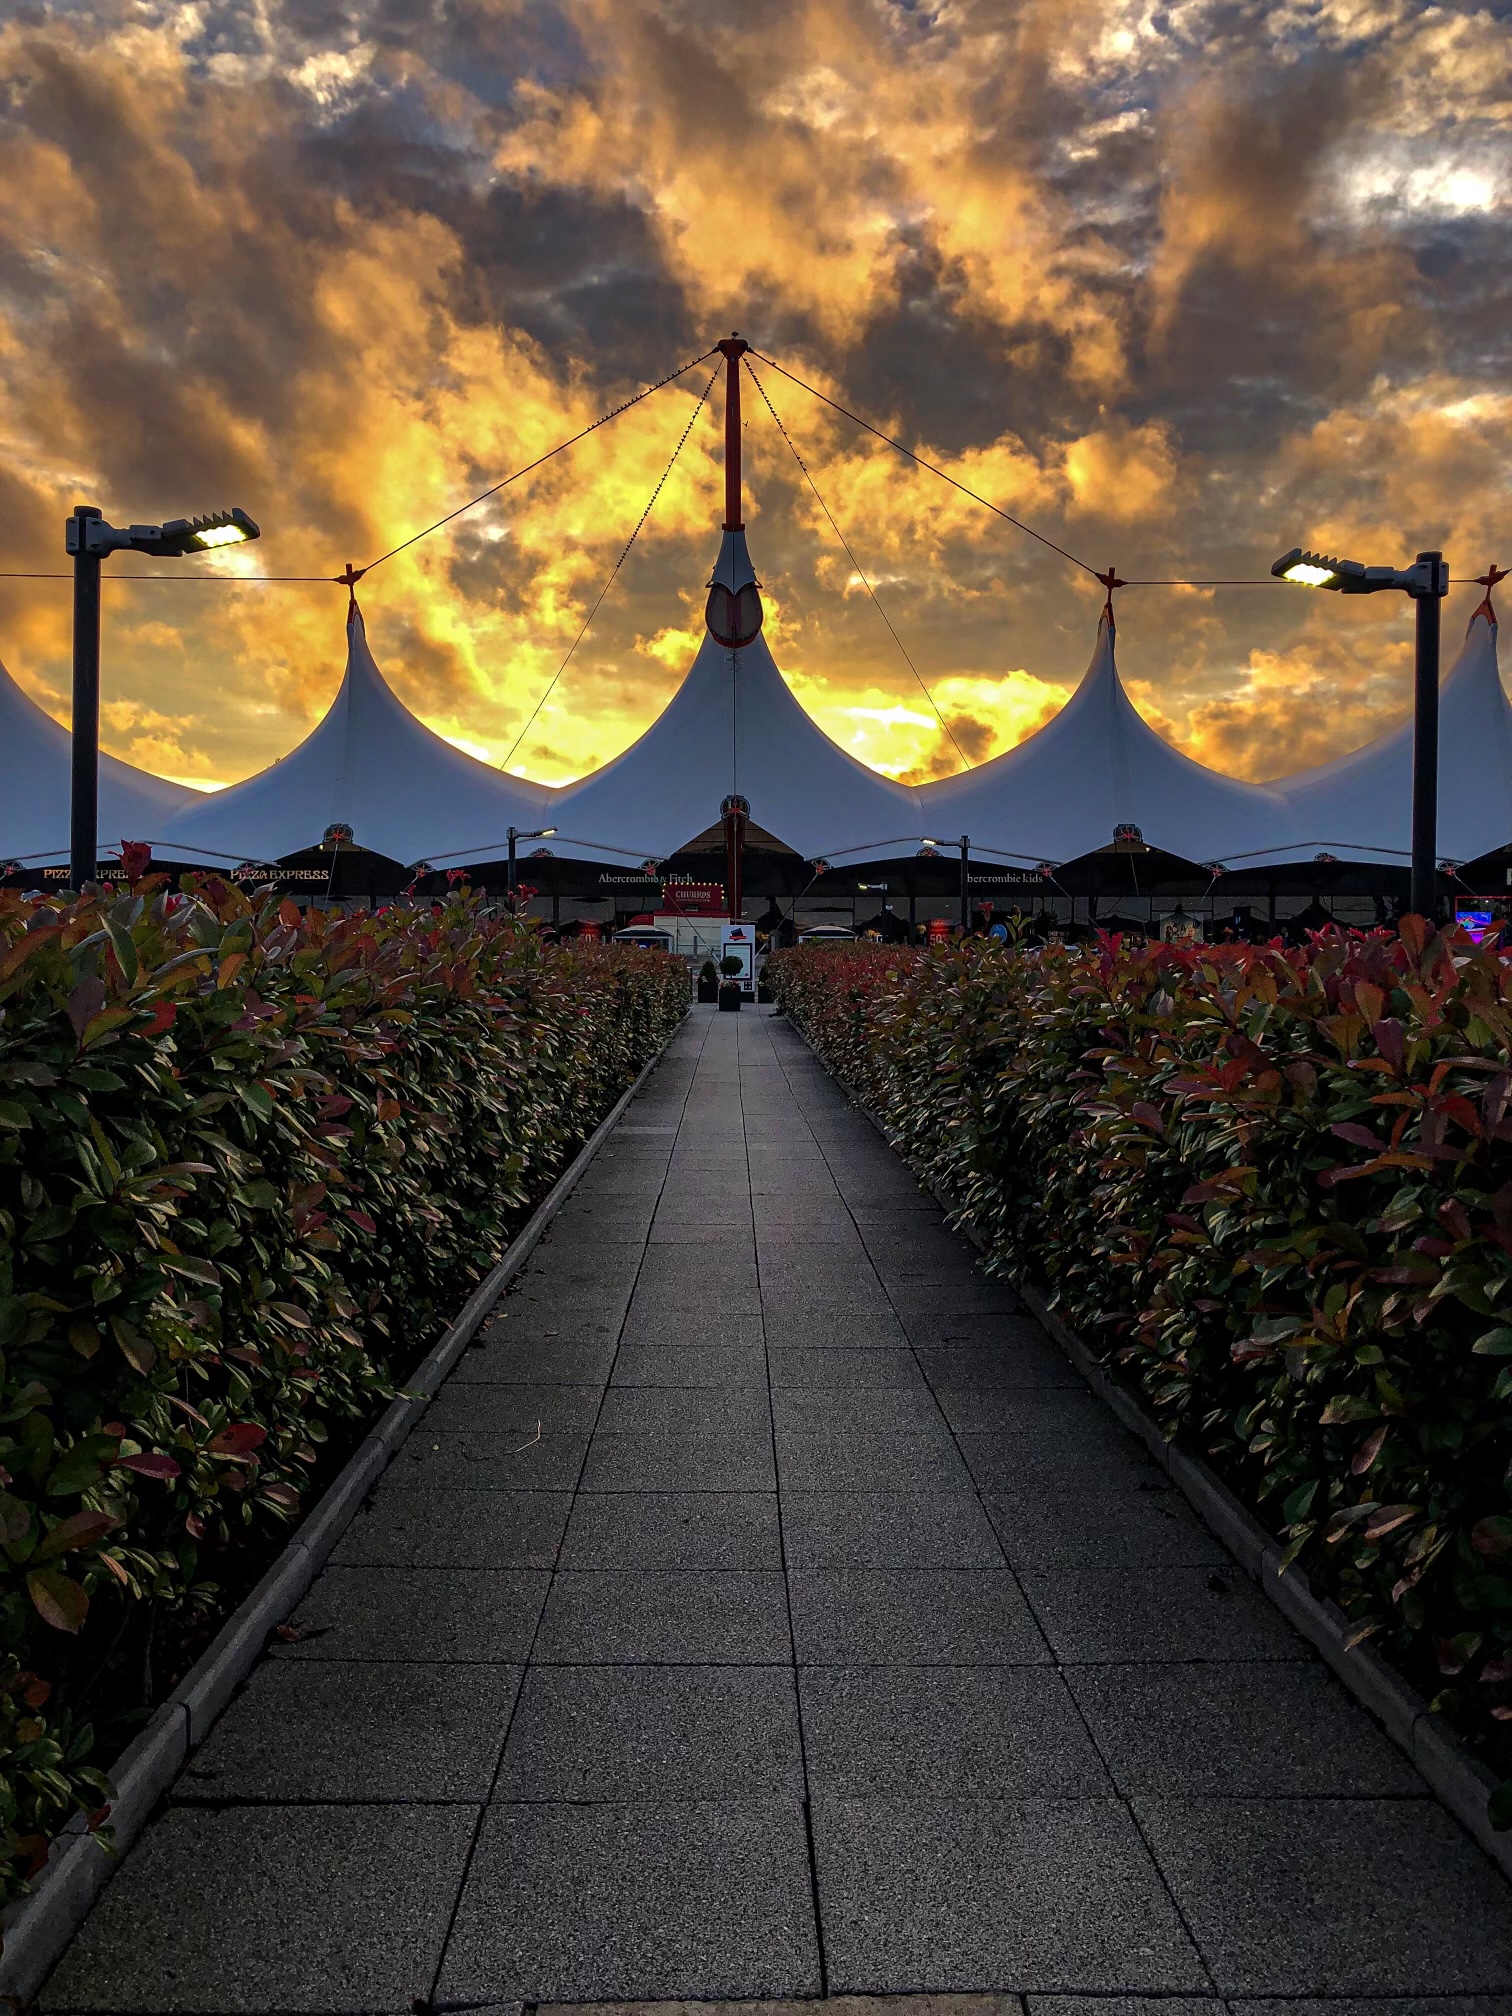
[718,985,743,1012]
[696,980,719,1003]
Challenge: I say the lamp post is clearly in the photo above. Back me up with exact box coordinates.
[66,505,260,892]
[959,834,971,931]
[506,826,556,900]
[1272,545,1450,920]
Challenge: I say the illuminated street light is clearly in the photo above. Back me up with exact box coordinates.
[66,504,262,891]
[507,825,556,898]
[1272,543,1449,919]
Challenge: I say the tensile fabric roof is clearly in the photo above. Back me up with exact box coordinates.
[157,603,556,868]
[550,527,926,863]
[0,656,195,866]
[917,604,1299,866]
[1262,608,1510,867]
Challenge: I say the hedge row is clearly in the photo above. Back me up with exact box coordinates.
[769,926,1512,1814]
[0,880,687,1906]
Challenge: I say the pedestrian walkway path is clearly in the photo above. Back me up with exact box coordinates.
[41,1005,1512,2012]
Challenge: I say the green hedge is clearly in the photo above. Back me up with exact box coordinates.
[770,926,1512,1816]
[0,879,686,1905]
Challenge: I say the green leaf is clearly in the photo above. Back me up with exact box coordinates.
[109,1316,155,1375]
[46,1434,119,1497]
[1473,1327,1512,1356]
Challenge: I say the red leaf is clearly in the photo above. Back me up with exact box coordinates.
[30,1510,121,1565]
[1351,1424,1389,1476]
[208,1423,267,1458]
[343,1208,377,1235]
[110,1452,181,1482]
[1330,1121,1381,1149]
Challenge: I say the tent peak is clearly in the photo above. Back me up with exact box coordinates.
[705,527,763,649]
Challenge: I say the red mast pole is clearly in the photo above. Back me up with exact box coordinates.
[717,334,748,531]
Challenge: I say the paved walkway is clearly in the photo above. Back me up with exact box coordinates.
[42,1005,1512,2013]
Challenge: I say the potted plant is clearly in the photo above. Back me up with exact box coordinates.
[696,959,719,1004]
[717,954,745,1012]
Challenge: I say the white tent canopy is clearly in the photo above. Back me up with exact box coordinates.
[157,604,557,867]
[551,527,926,862]
[0,656,195,866]
[1258,609,1511,867]
[918,606,1300,865]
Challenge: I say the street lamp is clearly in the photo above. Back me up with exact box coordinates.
[66,505,261,892]
[1271,544,1450,918]
[506,826,556,898]
[958,834,971,930]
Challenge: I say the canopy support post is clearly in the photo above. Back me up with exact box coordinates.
[717,334,749,532]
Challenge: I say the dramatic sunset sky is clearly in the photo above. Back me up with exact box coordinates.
[0,0,1507,792]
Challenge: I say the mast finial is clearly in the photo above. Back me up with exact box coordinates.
[335,560,366,619]
[1095,564,1124,629]
[1472,562,1507,626]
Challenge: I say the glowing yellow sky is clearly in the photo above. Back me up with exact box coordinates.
[0,0,1506,796]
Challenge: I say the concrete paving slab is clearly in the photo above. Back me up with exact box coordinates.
[598,1387,773,1435]
[1066,1661,1426,1798]
[1030,2001,1221,2016]
[638,1250,761,1296]
[559,1492,781,1571]
[619,1310,765,1349]
[176,1658,520,1802]
[767,1348,932,1390]
[430,1382,604,1432]
[781,1492,1003,1569]
[774,1428,968,1493]
[612,1343,771,1387]
[772,1388,943,1433]
[760,1273,894,1315]
[498,1664,802,1800]
[756,1226,870,1255]
[581,1427,777,1493]
[1137,1797,1512,1994]
[751,1195,859,1227]
[801,1665,1110,1798]
[271,1564,548,1663]
[505,1278,637,1313]
[450,1335,620,1384]
[534,1571,791,1663]
[650,1222,758,1247]
[438,1800,820,2005]
[1019,1563,1301,1663]
[810,1795,1207,1994]
[957,1429,1160,1494]
[915,1342,1083,1389]
[378,1425,591,1492]
[901,1313,1046,1348]
[933,1388,1133,1437]
[983,1484,1227,1569]
[762,1312,911,1349]
[788,1569,1050,1664]
[886,1280,1027,1315]
[39,1803,476,2013]
[1225,2003,1512,2016]
[630,1281,764,1316]
[332,1486,572,1569]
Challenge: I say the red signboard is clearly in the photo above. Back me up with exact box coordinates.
[660,881,726,917]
